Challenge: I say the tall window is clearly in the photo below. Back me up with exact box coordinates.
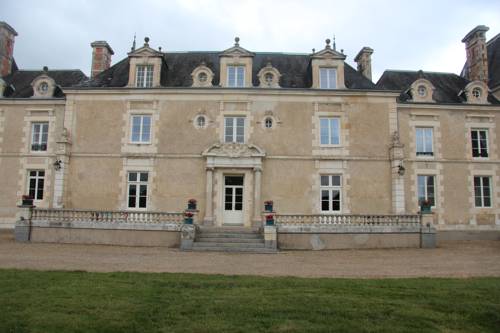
[416,127,433,156]
[474,176,491,208]
[227,66,245,87]
[417,175,435,207]
[320,175,341,212]
[320,117,340,145]
[28,170,45,200]
[130,115,151,143]
[31,122,48,151]
[224,117,245,143]
[136,65,154,88]
[128,172,148,209]
[319,68,337,89]
[471,129,489,158]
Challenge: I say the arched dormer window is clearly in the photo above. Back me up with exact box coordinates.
[127,37,164,88]
[191,62,214,87]
[257,62,281,88]
[463,81,489,104]
[31,70,56,98]
[409,78,435,103]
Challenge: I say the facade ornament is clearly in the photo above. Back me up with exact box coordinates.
[203,142,265,158]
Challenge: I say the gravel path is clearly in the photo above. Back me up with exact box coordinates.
[1,230,499,278]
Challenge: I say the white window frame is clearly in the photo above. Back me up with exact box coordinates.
[319,67,337,89]
[320,175,342,213]
[130,115,152,144]
[135,65,154,88]
[127,171,149,210]
[227,65,245,88]
[415,127,434,157]
[27,170,45,201]
[319,117,341,146]
[417,175,436,207]
[471,129,489,159]
[31,122,49,152]
[224,116,245,143]
[474,176,492,208]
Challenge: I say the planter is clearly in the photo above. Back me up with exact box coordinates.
[184,217,193,224]
[21,199,33,206]
[187,203,197,210]
[420,205,432,213]
[266,219,275,226]
[264,204,273,212]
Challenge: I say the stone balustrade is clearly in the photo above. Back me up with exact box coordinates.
[275,214,420,226]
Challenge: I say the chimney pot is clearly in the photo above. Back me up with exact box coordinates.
[462,25,489,83]
[90,41,114,78]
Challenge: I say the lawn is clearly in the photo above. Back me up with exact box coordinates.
[0,270,499,333]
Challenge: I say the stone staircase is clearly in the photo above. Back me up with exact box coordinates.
[192,227,277,253]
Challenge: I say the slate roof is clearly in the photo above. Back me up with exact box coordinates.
[80,51,377,90]
[376,70,500,104]
[487,33,500,89]
[2,69,87,98]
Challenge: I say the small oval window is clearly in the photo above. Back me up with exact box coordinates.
[472,87,481,98]
[265,73,274,84]
[198,72,208,83]
[417,85,426,97]
[38,82,49,93]
[265,117,273,128]
[196,115,206,128]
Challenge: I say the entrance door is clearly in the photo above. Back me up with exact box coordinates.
[223,175,244,225]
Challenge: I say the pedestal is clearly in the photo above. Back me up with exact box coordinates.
[420,213,436,248]
[180,224,196,250]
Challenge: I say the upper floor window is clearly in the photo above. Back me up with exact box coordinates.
[320,117,340,145]
[320,175,342,212]
[416,127,433,156]
[227,66,245,87]
[31,122,48,151]
[417,175,435,207]
[130,115,151,143]
[28,170,45,200]
[474,176,491,208]
[319,68,337,89]
[224,116,245,143]
[136,65,154,88]
[471,129,488,158]
[128,172,148,209]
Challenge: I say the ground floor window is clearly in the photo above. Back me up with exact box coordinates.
[128,172,148,209]
[474,176,491,208]
[28,170,45,200]
[320,175,341,212]
[417,175,435,206]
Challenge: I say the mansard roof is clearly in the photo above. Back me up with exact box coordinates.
[79,51,376,90]
[376,70,500,104]
[487,33,500,89]
[2,69,87,98]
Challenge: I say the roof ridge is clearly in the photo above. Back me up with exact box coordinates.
[16,69,84,72]
[487,32,500,46]
[383,69,460,76]
[165,50,311,56]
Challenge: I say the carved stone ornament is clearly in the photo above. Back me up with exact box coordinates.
[202,142,265,158]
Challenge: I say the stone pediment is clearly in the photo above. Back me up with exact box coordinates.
[128,46,163,58]
[220,37,254,58]
[203,143,265,158]
[312,39,346,60]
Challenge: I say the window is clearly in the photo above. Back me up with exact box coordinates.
[127,172,148,209]
[198,72,208,83]
[38,82,49,93]
[224,117,245,143]
[264,73,274,86]
[471,129,488,158]
[135,65,154,88]
[227,66,245,87]
[196,115,206,128]
[28,170,45,200]
[417,175,435,207]
[319,68,337,89]
[130,115,151,143]
[417,85,427,97]
[415,127,433,156]
[320,175,341,212]
[31,122,48,151]
[474,176,491,208]
[264,117,273,129]
[320,117,340,145]
[472,87,482,99]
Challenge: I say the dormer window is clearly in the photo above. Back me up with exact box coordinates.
[409,77,435,103]
[136,65,153,88]
[31,72,56,98]
[227,65,245,87]
[319,68,337,89]
[257,62,281,88]
[463,81,489,104]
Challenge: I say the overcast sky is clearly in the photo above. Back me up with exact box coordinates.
[4,0,500,82]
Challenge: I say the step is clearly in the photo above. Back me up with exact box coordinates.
[197,226,260,233]
[197,232,262,239]
[193,242,266,249]
[190,246,277,254]
[195,237,264,243]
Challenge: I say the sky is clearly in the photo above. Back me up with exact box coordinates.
[3,0,500,82]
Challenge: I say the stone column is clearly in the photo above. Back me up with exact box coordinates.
[204,167,214,225]
[252,166,262,227]
[53,128,71,209]
[389,132,405,214]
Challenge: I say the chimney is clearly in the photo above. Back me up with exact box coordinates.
[354,47,374,81]
[0,22,18,77]
[90,41,114,78]
[462,25,489,82]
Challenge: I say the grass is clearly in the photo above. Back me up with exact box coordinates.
[0,270,499,332]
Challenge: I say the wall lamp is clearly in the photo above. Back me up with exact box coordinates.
[397,164,405,176]
[53,159,62,171]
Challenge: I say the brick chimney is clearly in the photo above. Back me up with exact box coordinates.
[90,41,114,78]
[0,22,18,77]
[462,25,489,82]
[354,47,374,81]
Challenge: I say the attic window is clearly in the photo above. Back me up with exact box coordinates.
[265,73,274,85]
[38,82,49,94]
[227,66,245,87]
[319,68,337,89]
[472,87,481,98]
[136,65,153,88]
[417,85,427,97]
[198,72,208,83]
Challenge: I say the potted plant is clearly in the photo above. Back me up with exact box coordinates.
[21,195,33,206]
[265,214,275,226]
[420,199,432,213]
[184,212,194,224]
[264,200,273,212]
[187,199,197,210]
